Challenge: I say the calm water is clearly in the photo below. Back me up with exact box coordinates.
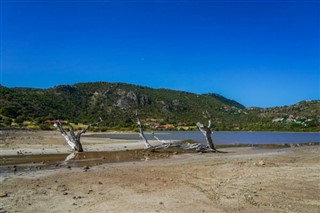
[86,131,320,145]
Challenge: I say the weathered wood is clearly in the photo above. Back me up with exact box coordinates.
[134,111,220,153]
[54,122,77,151]
[196,121,216,151]
[196,111,217,151]
[151,131,168,144]
[54,118,103,152]
[135,111,152,148]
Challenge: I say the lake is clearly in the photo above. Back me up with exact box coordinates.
[85,131,320,145]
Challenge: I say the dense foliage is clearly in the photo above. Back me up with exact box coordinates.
[0,82,319,131]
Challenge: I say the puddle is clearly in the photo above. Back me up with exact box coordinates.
[2,143,311,174]
[0,149,183,174]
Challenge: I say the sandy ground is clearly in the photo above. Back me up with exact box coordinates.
[0,130,146,156]
[0,130,319,213]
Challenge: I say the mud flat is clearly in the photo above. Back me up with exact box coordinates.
[0,130,319,212]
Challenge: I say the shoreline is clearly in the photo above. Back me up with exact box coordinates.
[1,130,318,156]
[0,130,319,212]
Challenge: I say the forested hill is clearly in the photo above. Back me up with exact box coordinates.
[0,82,319,131]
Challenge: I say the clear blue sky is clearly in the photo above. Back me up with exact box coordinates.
[1,0,319,107]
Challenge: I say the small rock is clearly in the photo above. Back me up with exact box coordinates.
[258,160,265,166]
[84,166,90,170]
[159,202,164,205]
[173,152,178,155]
[98,181,103,185]
[63,192,68,195]
[0,192,8,198]
[67,166,71,169]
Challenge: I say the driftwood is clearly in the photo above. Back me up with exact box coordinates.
[196,114,216,151]
[54,118,103,152]
[196,111,217,151]
[135,111,152,148]
[135,111,218,152]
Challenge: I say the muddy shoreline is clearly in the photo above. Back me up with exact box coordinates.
[1,130,319,212]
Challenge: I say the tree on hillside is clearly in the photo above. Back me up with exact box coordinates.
[54,118,103,152]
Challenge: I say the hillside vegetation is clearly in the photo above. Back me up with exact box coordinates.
[0,82,319,131]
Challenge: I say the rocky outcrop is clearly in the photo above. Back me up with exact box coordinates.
[114,91,151,110]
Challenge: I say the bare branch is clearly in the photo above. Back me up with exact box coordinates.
[203,111,211,120]
[54,118,103,153]
[54,122,77,151]
[208,119,212,129]
[78,117,103,135]
[197,120,216,151]
[135,111,152,148]
[151,131,169,144]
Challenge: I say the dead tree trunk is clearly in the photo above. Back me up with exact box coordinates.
[54,118,103,152]
[196,112,217,151]
[196,122,216,151]
[135,111,152,148]
[134,111,220,152]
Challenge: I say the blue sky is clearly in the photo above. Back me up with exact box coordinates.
[1,0,319,107]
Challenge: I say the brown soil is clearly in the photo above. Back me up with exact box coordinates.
[0,130,319,213]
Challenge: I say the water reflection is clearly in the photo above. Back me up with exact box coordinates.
[0,149,176,174]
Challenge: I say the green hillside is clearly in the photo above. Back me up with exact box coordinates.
[0,82,319,131]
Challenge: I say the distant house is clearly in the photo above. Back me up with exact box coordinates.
[145,122,160,128]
